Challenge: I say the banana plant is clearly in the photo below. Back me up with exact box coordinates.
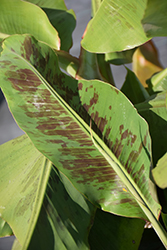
[0,0,167,249]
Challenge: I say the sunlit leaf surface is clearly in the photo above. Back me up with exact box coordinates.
[147,68,167,94]
[82,0,167,53]
[0,35,160,222]
[0,0,60,49]
[25,0,76,51]
[0,135,96,249]
[25,0,67,9]
[0,135,52,246]
[152,153,167,189]
[82,0,149,53]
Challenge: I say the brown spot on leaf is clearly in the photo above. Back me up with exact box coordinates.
[91,111,107,133]
[119,124,124,134]
[112,138,123,158]
[90,92,99,106]
[121,129,128,140]
[7,68,41,92]
[22,36,33,61]
[1,60,12,68]
[105,127,111,138]
[46,139,67,148]
[78,82,83,90]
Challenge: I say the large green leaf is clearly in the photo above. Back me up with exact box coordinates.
[0,34,166,245]
[82,0,149,53]
[25,168,96,250]
[0,135,52,246]
[25,0,76,51]
[82,0,167,53]
[43,8,76,51]
[0,135,96,249]
[142,0,167,37]
[25,0,67,9]
[0,0,60,50]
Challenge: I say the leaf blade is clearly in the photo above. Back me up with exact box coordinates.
[0,0,60,50]
[0,35,160,223]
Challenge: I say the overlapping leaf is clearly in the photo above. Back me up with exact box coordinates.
[142,0,167,37]
[147,68,167,94]
[25,0,76,51]
[25,168,96,250]
[152,153,167,189]
[43,8,76,51]
[105,48,136,65]
[0,0,60,50]
[0,34,161,224]
[82,0,149,53]
[0,135,52,246]
[82,0,167,53]
[25,0,67,9]
[121,68,150,105]
[0,135,96,249]
[136,92,167,165]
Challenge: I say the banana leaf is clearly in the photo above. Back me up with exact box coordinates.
[0,135,96,249]
[0,0,60,50]
[82,0,167,53]
[0,34,166,247]
[152,153,167,189]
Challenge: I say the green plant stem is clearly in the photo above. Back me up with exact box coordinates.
[97,54,115,86]
[55,50,79,78]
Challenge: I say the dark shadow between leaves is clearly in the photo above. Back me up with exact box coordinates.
[27,166,95,250]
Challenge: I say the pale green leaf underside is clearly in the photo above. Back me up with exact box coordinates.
[0,35,161,222]
[82,0,149,53]
[0,0,60,50]
[152,153,167,189]
[25,0,67,10]
[0,135,52,246]
[0,135,96,250]
[147,68,167,93]
[82,0,167,53]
